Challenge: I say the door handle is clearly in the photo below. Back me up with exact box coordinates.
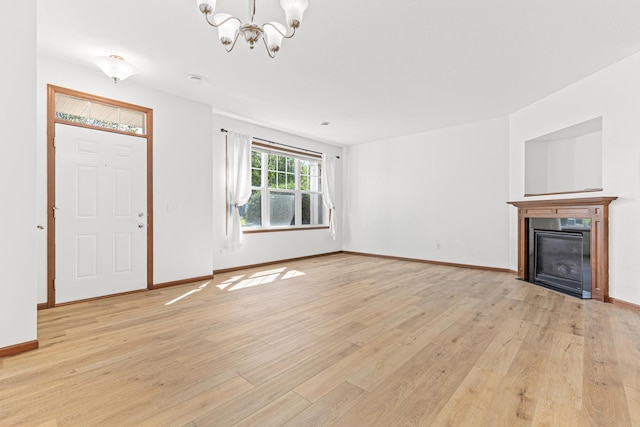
[138,223,144,228]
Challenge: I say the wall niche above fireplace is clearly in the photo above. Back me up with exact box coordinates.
[508,197,617,302]
[524,117,603,196]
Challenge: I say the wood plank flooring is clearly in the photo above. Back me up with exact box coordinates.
[1,253,639,426]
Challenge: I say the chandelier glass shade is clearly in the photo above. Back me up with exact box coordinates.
[196,0,309,58]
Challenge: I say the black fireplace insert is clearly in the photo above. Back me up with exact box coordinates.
[528,218,591,299]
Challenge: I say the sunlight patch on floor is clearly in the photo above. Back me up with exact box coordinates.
[217,275,245,290]
[165,281,210,305]
[218,267,307,292]
[251,267,286,278]
[229,273,280,291]
[282,269,305,280]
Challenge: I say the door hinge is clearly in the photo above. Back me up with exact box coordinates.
[52,278,56,289]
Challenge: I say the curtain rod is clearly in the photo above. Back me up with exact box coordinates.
[220,128,340,159]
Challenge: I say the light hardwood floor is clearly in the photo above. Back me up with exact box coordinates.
[1,253,639,426]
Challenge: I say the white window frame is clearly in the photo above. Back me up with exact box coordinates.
[244,144,327,231]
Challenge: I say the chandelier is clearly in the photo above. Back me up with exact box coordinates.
[196,0,309,58]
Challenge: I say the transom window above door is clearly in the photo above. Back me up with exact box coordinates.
[55,93,146,135]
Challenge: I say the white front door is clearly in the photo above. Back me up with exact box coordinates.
[55,124,147,303]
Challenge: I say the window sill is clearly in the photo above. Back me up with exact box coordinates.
[243,226,330,234]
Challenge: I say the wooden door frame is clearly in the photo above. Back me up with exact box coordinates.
[46,85,154,308]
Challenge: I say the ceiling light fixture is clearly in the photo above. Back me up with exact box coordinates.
[196,0,309,58]
[95,55,135,83]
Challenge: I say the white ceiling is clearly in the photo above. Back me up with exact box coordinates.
[37,0,640,146]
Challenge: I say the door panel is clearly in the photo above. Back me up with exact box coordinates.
[55,124,147,303]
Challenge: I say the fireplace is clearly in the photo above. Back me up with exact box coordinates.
[508,197,617,302]
[529,219,591,298]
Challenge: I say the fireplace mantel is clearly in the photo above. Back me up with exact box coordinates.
[507,197,617,302]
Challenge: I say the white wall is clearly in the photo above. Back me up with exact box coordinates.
[37,56,213,302]
[574,131,603,190]
[0,0,38,348]
[343,117,510,269]
[212,115,343,271]
[547,138,577,193]
[509,51,640,305]
[524,141,549,193]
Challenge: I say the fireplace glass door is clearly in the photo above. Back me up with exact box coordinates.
[534,230,584,295]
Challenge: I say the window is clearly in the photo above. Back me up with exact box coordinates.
[239,145,326,230]
[55,93,146,135]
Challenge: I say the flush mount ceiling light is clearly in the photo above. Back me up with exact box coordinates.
[196,0,309,58]
[95,55,135,83]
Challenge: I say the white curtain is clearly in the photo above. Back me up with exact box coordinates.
[322,153,337,240]
[226,131,252,251]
